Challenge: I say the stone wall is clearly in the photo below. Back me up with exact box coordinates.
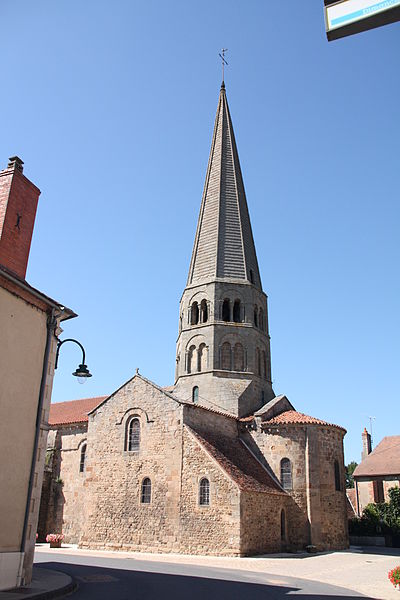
[179,427,241,555]
[240,491,288,555]
[248,420,348,551]
[80,376,184,553]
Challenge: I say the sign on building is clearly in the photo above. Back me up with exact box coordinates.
[325,0,400,40]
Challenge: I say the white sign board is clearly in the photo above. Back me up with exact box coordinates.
[326,0,400,31]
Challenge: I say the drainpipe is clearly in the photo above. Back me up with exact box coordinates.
[20,309,58,578]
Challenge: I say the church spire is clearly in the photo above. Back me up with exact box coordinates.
[187,84,262,289]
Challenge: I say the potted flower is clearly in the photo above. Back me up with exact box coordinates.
[388,566,400,590]
[46,533,64,548]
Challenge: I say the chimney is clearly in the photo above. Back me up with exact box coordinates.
[361,427,372,461]
[0,156,41,279]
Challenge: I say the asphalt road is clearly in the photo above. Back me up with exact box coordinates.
[34,551,372,599]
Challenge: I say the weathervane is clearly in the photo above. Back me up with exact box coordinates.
[218,48,228,82]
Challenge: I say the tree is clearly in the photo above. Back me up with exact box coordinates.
[345,461,358,488]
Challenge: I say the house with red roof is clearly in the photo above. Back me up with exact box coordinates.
[353,429,400,515]
[39,84,348,556]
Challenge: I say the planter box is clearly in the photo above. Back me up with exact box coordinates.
[49,540,62,548]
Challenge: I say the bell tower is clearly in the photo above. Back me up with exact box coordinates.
[173,84,274,417]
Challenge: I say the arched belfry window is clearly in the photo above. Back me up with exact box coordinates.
[233,300,241,323]
[280,458,292,490]
[192,386,199,403]
[221,342,231,371]
[234,343,244,371]
[198,343,207,372]
[199,478,210,506]
[222,299,230,322]
[200,299,208,323]
[141,478,151,504]
[262,351,267,380]
[256,348,261,376]
[259,308,264,331]
[187,345,195,374]
[254,306,258,328]
[79,443,87,473]
[191,302,199,325]
[127,418,140,452]
[334,460,341,491]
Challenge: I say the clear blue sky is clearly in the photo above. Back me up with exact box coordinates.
[1,1,399,463]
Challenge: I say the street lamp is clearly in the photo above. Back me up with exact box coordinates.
[55,338,92,384]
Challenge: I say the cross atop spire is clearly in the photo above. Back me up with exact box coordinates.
[187,85,262,289]
[218,48,228,84]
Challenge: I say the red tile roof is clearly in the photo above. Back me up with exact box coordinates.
[187,427,285,495]
[261,410,345,432]
[48,397,107,426]
[353,436,400,477]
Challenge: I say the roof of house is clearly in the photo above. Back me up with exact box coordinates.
[187,426,285,495]
[48,397,107,426]
[354,436,400,477]
[261,410,346,432]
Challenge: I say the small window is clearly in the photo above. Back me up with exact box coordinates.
[334,460,341,491]
[198,343,206,372]
[222,299,230,322]
[373,480,384,503]
[233,342,244,371]
[200,299,208,323]
[192,386,199,403]
[141,478,152,504]
[281,509,286,541]
[233,300,241,323]
[199,478,210,506]
[259,308,264,331]
[79,443,87,473]
[280,458,292,490]
[191,302,199,325]
[250,269,254,284]
[128,418,140,452]
[187,345,195,374]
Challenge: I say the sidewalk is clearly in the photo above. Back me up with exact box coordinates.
[35,543,400,599]
[0,567,75,600]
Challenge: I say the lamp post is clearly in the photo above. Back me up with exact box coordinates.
[55,338,92,384]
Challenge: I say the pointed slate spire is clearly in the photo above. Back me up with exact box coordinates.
[187,83,262,289]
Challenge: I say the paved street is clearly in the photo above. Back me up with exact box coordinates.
[34,549,373,599]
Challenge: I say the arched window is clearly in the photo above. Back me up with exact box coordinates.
[262,351,267,380]
[191,302,199,325]
[127,418,140,452]
[256,348,261,376]
[280,458,292,490]
[334,460,341,491]
[199,478,210,506]
[233,343,244,371]
[141,478,152,504]
[233,300,241,323]
[281,509,286,541]
[192,386,199,403]
[222,299,230,322]
[254,306,258,328]
[200,299,208,323]
[259,308,264,331]
[221,342,231,370]
[198,343,207,372]
[187,345,195,373]
[79,443,87,473]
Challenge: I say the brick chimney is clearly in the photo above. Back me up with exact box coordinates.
[0,157,41,279]
[361,427,372,461]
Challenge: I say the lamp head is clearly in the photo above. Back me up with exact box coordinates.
[72,363,92,384]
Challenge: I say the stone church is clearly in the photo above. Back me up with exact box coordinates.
[39,83,349,555]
